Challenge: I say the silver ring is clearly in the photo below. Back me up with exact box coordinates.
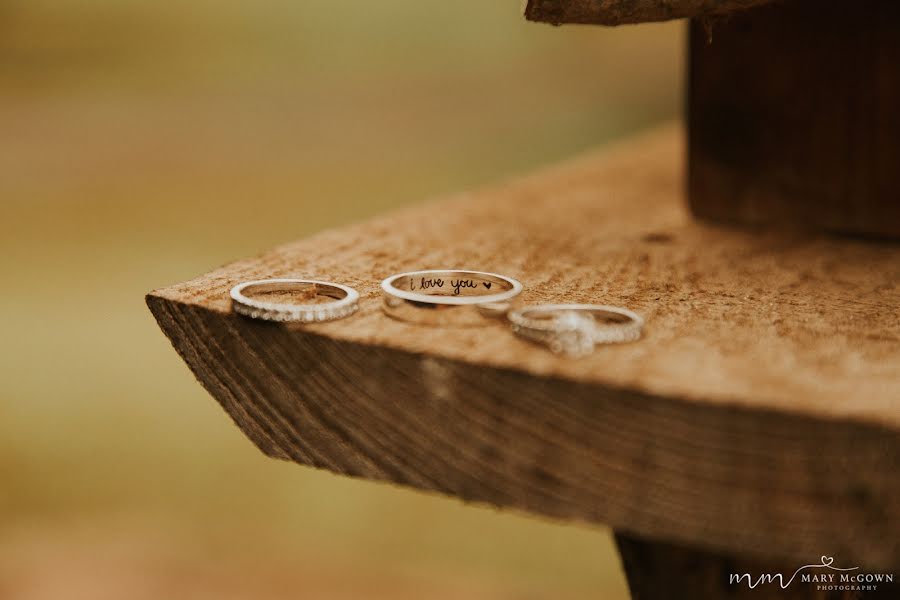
[508,304,643,357]
[230,279,359,323]
[381,269,523,326]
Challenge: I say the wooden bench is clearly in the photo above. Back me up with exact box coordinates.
[149,1,900,596]
[148,125,899,598]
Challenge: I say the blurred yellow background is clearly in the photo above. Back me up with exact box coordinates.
[0,1,680,598]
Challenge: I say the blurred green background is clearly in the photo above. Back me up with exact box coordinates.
[0,1,680,597]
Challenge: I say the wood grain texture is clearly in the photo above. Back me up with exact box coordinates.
[147,126,900,569]
[689,0,900,238]
[523,0,774,26]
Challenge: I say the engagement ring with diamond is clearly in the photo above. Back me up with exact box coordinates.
[230,279,359,323]
[508,304,643,357]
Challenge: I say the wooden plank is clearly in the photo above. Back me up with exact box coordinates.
[523,0,774,26]
[689,0,900,238]
[147,125,900,569]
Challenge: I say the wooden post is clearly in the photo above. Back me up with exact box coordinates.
[688,0,900,237]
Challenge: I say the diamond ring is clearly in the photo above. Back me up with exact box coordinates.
[508,304,643,357]
[230,279,359,323]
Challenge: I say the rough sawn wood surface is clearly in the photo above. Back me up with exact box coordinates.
[148,126,900,569]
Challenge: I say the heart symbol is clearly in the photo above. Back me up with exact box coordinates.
[483,282,492,290]
[821,556,834,566]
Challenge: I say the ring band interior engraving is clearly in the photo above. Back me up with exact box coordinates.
[382,270,522,304]
[381,269,523,325]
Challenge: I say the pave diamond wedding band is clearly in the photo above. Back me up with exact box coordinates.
[231,279,359,323]
[508,304,643,357]
[381,269,523,326]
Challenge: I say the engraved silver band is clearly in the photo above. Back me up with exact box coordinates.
[508,303,643,357]
[381,269,523,326]
[231,279,359,323]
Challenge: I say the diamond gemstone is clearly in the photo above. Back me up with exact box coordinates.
[550,311,596,358]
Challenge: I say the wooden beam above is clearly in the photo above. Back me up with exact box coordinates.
[148,126,900,569]
[524,0,775,26]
